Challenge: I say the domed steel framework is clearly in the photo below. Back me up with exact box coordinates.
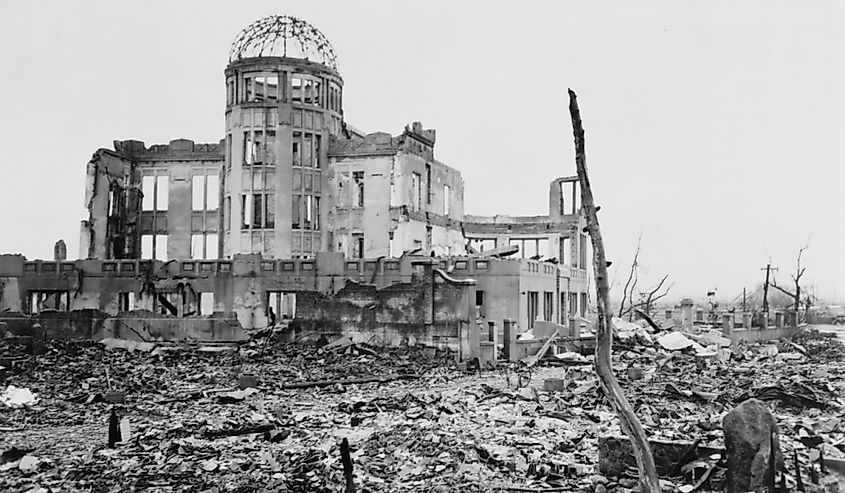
[229,15,338,71]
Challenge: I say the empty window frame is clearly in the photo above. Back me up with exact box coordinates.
[192,174,219,211]
[561,179,581,215]
[267,291,297,320]
[527,291,539,329]
[198,292,215,315]
[353,171,364,207]
[138,233,167,260]
[509,238,552,259]
[579,234,588,269]
[28,290,71,314]
[142,174,169,211]
[242,193,275,229]
[543,292,554,322]
[118,292,135,312]
[443,184,451,215]
[352,233,364,259]
[411,172,422,211]
[426,164,432,205]
[561,237,572,265]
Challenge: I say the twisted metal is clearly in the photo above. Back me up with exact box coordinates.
[229,15,338,71]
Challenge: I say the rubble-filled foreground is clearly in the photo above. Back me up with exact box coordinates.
[1,329,844,492]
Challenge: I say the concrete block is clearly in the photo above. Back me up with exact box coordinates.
[239,373,259,389]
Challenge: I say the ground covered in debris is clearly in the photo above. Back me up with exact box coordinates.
[2,326,845,492]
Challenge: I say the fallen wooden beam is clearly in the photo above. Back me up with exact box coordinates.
[520,333,560,368]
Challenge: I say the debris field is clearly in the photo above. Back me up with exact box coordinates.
[2,326,845,492]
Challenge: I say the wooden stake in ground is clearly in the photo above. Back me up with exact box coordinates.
[340,437,355,493]
[568,89,659,493]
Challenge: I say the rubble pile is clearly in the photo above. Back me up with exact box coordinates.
[1,327,844,492]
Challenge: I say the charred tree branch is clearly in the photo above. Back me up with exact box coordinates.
[568,88,659,493]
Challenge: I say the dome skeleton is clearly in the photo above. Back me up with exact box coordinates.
[229,15,339,71]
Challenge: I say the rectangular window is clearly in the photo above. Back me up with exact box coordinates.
[141,234,153,258]
[154,175,168,210]
[243,131,253,165]
[142,176,155,211]
[292,194,301,229]
[560,293,567,324]
[223,197,231,231]
[191,234,204,259]
[570,293,578,318]
[118,292,135,312]
[252,193,263,228]
[426,164,432,204]
[388,232,395,257]
[579,234,588,269]
[411,172,421,211]
[292,132,301,166]
[528,291,539,329]
[303,134,313,167]
[580,293,587,317]
[263,194,274,228]
[443,184,451,215]
[291,77,302,103]
[353,171,364,207]
[154,234,168,261]
[561,237,572,265]
[475,290,485,318]
[314,134,322,168]
[266,76,278,101]
[544,292,554,322]
[353,234,364,259]
[28,290,71,314]
[205,234,218,259]
[206,175,219,210]
[199,292,214,315]
[242,194,253,228]
[192,175,204,211]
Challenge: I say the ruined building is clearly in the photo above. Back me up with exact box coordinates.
[1,16,591,353]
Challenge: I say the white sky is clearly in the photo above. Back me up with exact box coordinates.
[0,1,843,302]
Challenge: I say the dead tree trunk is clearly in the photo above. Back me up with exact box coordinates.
[568,89,659,493]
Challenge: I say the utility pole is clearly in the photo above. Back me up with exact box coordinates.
[742,287,747,313]
[761,263,777,313]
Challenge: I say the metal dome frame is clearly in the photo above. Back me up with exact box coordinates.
[229,15,339,71]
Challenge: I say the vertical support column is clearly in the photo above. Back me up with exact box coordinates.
[742,312,752,329]
[681,298,694,330]
[569,316,580,338]
[721,311,733,337]
[503,319,517,362]
[775,311,784,329]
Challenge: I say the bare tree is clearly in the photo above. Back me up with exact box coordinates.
[634,274,674,317]
[769,244,808,317]
[618,234,641,319]
[569,89,659,493]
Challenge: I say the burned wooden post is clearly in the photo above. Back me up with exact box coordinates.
[568,89,659,493]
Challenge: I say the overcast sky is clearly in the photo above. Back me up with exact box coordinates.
[0,1,842,302]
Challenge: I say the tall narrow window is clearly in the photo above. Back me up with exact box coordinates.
[192,176,205,211]
[292,133,301,166]
[156,176,168,210]
[443,185,451,215]
[314,135,322,168]
[141,234,154,258]
[561,237,572,265]
[206,175,219,210]
[265,194,275,228]
[142,176,155,211]
[426,164,432,204]
[303,134,313,167]
[154,235,168,261]
[411,173,421,211]
[292,194,301,229]
[205,234,218,259]
[242,194,253,228]
[353,172,364,207]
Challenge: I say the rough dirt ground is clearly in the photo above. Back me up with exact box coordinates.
[2,328,845,492]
